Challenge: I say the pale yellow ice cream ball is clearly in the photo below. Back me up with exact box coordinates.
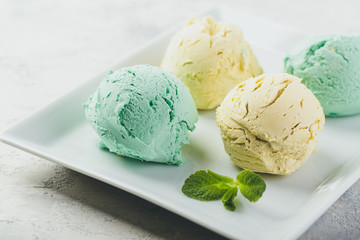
[216,73,325,175]
[161,16,262,109]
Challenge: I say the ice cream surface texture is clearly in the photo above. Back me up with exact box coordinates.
[216,73,325,175]
[284,35,360,116]
[161,16,262,110]
[84,65,198,165]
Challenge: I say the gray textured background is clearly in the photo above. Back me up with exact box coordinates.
[0,0,359,239]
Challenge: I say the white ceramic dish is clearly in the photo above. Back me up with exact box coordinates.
[1,6,360,240]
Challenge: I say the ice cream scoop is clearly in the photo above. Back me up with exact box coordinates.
[284,34,360,117]
[216,73,325,175]
[83,65,198,165]
[161,16,262,110]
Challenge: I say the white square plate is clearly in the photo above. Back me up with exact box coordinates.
[1,6,360,240]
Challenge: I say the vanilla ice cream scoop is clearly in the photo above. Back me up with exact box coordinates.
[161,17,262,109]
[216,73,325,175]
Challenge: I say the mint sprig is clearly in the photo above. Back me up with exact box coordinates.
[181,170,266,211]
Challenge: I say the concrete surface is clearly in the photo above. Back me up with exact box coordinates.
[0,0,359,239]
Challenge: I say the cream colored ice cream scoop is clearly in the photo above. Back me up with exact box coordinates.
[216,73,325,175]
[161,16,262,109]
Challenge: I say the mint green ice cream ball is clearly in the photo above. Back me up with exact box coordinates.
[284,35,360,117]
[84,65,198,165]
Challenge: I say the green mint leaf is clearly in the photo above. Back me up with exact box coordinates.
[236,170,266,202]
[221,187,238,211]
[182,169,266,211]
[182,170,236,201]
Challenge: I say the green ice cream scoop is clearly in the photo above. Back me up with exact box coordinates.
[83,65,198,165]
[284,35,360,117]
